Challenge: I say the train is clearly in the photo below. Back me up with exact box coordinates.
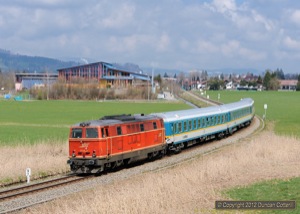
[67,98,255,174]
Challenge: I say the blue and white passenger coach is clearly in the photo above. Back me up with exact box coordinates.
[152,98,255,152]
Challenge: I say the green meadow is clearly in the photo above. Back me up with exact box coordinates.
[201,90,300,138]
[1,91,299,145]
[0,100,190,145]
[225,177,300,214]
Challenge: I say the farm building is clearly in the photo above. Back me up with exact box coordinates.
[279,80,298,91]
[15,73,58,91]
[57,62,150,88]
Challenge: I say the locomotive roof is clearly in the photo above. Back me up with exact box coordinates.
[151,98,254,122]
[71,114,160,127]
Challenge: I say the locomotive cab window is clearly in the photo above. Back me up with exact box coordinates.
[71,128,82,138]
[101,127,109,138]
[86,128,98,138]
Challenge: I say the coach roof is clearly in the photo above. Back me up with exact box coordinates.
[152,98,254,122]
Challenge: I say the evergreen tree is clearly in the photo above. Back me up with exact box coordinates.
[257,75,263,84]
[297,74,300,91]
[263,70,272,90]
[154,74,162,85]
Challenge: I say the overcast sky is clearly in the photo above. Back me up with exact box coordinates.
[1,0,300,73]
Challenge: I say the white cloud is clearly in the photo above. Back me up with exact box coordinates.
[283,36,300,50]
[289,9,300,25]
[196,40,218,53]
[101,3,135,28]
[221,40,240,56]
[211,0,237,13]
[251,10,274,31]
[220,40,266,61]
[156,33,170,52]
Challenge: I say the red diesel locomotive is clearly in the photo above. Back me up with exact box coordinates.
[67,114,166,174]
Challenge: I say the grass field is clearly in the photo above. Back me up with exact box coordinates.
[1,91,299,145]
[225,177,300,214]
[0,100,190,145]
[197,90,300,137]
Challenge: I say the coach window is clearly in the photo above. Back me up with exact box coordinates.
[188,121,192,130]
[178,122,182,133]
[174,123,177,133]
[183,121,187,132]
[193,120,197,130]
[170,123,174,134]
[71,128,82,138]
[117,126,122,135]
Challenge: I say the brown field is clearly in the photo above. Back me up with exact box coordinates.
[18,128,300,214]
[0,141,69,185]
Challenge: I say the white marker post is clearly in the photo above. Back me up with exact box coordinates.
[26,168,31,184]
[264,104,268,120]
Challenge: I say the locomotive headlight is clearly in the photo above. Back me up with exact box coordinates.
[92,150,96,158]
[72,150,76,157]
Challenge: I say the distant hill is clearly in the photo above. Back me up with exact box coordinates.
[0,49,79,73]
[141,67,183,77]
[113,62,143,73]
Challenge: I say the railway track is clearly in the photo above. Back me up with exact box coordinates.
[185,90,223,106]
[0,174,89,213]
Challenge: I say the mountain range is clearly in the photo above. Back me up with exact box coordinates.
[0,49,79,73]
[0,48,263,76]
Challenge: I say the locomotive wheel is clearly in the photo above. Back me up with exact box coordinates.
[217,132,225,140]
[112,160,124,169]
[173,146,182,154]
